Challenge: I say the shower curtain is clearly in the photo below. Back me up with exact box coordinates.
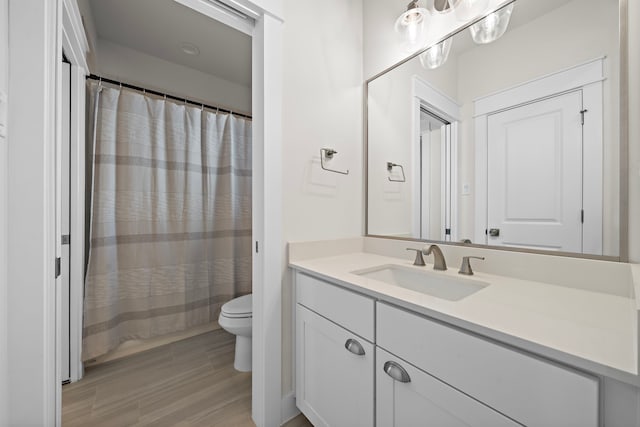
[83,81,252,360]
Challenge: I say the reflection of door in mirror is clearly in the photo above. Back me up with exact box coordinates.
[475,58,606,255]
[419,108,450,241]
[487,90,584,252]
[410,77,460,242]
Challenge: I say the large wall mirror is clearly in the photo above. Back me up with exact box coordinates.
[366,0,626,259]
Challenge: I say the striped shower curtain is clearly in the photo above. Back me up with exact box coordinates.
[83,82,252,360]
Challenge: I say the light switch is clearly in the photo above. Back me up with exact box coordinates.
[0,91,7,139]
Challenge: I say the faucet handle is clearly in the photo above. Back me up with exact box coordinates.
[406,248,426,266]
[459,256,485,275]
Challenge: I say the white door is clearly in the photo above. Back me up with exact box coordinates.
[60,61,71,382]
[376,348,518,427]
[487,90,583,252]
[296,305,374,427]
[419,109,449,241]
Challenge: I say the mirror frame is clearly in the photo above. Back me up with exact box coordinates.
[364,0,629,262]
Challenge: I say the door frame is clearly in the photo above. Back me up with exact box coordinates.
[474,57,605,254]
[62,0,89,384]
[7,0,285,426]
[411,76,460,241]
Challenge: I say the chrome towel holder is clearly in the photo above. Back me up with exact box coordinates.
[387,162,405,182]
[320,148,349,175]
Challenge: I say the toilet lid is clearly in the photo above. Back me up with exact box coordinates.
[221,294,252,318]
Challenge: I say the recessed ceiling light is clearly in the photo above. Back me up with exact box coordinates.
[180,42,200,55]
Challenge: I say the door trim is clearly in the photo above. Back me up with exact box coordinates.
[62,0,89,385]
[411,76,460,241]
[474,58,605,254]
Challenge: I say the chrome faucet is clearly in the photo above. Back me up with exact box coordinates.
[422,244,447,271]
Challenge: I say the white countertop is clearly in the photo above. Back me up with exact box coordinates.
[290,251,639,384]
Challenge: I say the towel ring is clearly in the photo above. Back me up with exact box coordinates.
[387,162,406,182]
[320,148,349,175]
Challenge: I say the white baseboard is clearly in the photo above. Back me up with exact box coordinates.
[281,391,300,425]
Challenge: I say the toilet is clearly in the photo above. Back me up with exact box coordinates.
[218,293,252,372]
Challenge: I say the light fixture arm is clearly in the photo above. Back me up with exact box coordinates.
[407,0,420,10]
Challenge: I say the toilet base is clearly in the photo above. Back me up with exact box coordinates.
[234,335,252,372]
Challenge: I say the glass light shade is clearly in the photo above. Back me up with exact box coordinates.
[395,6,430,50]
[469,3,514,44]
[419,38,452,69]
[451,0,489,21]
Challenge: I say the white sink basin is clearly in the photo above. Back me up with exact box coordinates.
[352,264,489,301]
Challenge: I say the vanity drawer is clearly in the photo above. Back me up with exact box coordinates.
[376,302,599,427]
[296,272,374,341]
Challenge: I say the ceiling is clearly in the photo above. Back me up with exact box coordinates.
[87,0,252,87]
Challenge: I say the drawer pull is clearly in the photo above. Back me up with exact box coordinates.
[344,338,366,356]
[384,361,411,383]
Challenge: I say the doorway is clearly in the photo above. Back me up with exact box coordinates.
[7,0,284,425]
[419,107,451,241]
[411,76,460,241]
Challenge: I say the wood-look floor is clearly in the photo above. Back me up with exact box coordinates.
[63,329,312,427]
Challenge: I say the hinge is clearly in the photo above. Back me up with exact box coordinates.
[445,228,451,236]
[55,257,61,279]
[580,109,588,125]
[255,241,259,253]
[581,209,584,224]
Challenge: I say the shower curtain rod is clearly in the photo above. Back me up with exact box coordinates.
[86,74,252,119]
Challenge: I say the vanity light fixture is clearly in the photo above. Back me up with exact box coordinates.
[419,37,452,69]
[395,0,430,50]
[469,3,514,44]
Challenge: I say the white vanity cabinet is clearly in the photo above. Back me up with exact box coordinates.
[377,302,600,427]
[294,271,601,427]
[295,273,375,427]
[377,347,519,426]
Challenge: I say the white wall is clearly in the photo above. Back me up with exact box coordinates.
[93,39,252,114]
[281,0,363,395]
[629,0,640,264]
[0,0,8,423]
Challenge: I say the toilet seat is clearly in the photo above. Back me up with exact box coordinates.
[220,294,252,318]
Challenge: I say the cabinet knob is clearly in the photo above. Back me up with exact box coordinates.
[344,338,365,356]
[383,361,411,383]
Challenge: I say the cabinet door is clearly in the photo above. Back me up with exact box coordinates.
[377,348,519,427]
[296,305,374,427]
